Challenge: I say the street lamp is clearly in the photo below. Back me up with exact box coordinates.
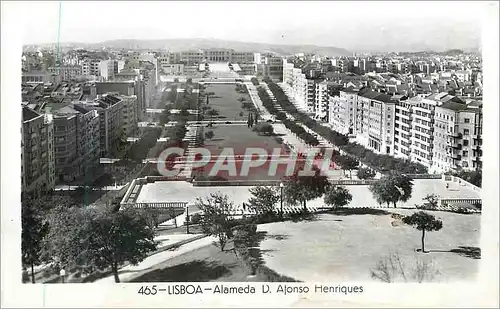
[279,182,284,219]
[59,268,66,284]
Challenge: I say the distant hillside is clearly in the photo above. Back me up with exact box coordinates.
[30,38,352,57]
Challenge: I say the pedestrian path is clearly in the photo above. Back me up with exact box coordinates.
[94,236,217,283]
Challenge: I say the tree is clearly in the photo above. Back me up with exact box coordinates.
[42,207,157,283]
[418,193,439,210]
[22,199,49,283]
[252,123,273,136]
[335,154,359,178]
[89,209,157,282]
[369,173,413,208]
[402,211,443,253]
[195,193,235,251]
[283,173,329,211]
[323,185,352,209]
[205,130,214,140]
[248,186,280,214]
[357,167,376,180]
[207,109,219,122]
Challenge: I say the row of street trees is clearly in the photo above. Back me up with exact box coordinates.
[264,81,428,174]
[255,86,319,146]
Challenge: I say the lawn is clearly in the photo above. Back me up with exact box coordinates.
[198,124,290,181]
[203,84,255,121]
[129,243,264,282]
[161,82,199,110]
[202,124,285,155]
[257,209,481,283]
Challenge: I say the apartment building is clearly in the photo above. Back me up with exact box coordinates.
[81,58,101,77]
[47,66,82,82]
[120,95,139,137]
[282,59,317,113]
[354,89,397,155]
[393,97,414,159]
[261,56,283,82]
[315,81,329,120]
[94,81,145,120]
[21,107,55,197]
[180,50,205,64]
[433,101,482,173]
[22,71,59,84]
[230,51,255,64]
[328,87,359,135]
[114,60,126,74]
[76,94,124,157]
[52,105,100,181]
[161,63,185,75]
[99,60,115,81]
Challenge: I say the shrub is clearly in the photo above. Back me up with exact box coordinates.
[189,213,202,225]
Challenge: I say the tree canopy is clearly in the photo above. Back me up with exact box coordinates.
[248,186,280,214]
[402,211,443,252]
[369,173,413,207]
[194,192,235,251]
[323,185,352,209]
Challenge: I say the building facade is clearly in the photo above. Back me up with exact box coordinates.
[22,107,55,197]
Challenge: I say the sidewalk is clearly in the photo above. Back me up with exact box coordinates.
[94,236,217,283]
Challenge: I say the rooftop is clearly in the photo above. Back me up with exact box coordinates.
[22,106,41,121]
[439,101,468,112]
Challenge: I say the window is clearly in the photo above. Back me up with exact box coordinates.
[463,140,469,146]
[464,118,470,123]
[464,129,470,135]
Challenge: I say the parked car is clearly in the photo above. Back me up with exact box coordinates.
[225,121,232,124]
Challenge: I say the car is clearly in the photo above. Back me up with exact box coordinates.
[225,121,232,124]
[266,119,273,123]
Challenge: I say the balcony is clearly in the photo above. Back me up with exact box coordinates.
[451,143,463,150]
[452,153,462,161]
[449,132,463,139]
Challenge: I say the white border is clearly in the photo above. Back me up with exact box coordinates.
[2,1,498,308]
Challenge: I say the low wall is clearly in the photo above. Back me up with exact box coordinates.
[442,174,482,193]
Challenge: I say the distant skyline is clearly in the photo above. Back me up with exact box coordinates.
[13,1,485,52]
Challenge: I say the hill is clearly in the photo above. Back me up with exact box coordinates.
[28,38,352,57]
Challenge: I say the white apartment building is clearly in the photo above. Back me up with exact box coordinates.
[355,90,396,155]
[454,70,472,82]
[315,81,329,120]
[433,101,482,173]
[282,59,318,113]
[408,96,436,169]
[328,88,359,135]
[81,58,101,77]
[99,60,115,81]
[393,98,413,159]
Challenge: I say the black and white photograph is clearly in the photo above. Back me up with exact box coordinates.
[2,1,498,308]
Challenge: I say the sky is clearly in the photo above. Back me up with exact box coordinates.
[9,1,486,52]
